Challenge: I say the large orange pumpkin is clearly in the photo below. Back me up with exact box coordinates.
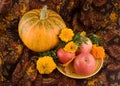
[18,6,66,52]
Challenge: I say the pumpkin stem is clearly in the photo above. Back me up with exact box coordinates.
[40,5,48,20]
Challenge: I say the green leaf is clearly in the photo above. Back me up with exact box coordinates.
[38,49,57,60]
[57,41,66,48]
[73,32,81,46]
[87,33,101,45]
[73,32,88,46]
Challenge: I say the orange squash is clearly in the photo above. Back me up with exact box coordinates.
[18,6,66,52]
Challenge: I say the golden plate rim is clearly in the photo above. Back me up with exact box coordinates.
[57,58,104,79]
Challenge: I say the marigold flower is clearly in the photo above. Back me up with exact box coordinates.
[91,44,105,59]
[63,41,77,53]
[59,27,74,42]
[36,56,56,74]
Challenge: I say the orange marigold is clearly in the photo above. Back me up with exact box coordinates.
[91,44,105,59]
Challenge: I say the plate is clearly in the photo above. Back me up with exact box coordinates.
[57,58,103,79]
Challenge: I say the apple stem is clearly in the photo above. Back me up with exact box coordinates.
[85,58,88,62]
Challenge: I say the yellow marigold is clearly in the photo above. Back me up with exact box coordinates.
[91,44,105,59]
[59,27,74,42]
[80,31,86,36]
[63,41,78,53]
[36,56,56,74]
[110,12,118,22]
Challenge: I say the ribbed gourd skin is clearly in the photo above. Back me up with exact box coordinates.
[18,9,66,52]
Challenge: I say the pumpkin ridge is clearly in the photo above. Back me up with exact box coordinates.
[46,19,60,34]
[48,17,65,30]
[43,20,54,30]
[48,14,64,21]
[19,20,40,39]
[19,16,38,29]
[48,15,66,27]
[26,9,40,15]
[20,9,40,21]
[37,21,42,29]
[19,18,39,35]
[21,13,38,21]
[21,21,43,51]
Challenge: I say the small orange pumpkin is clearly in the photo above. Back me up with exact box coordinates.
[18,5,66,52]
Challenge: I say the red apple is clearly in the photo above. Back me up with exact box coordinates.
[78,37,92,54]
[73,53,96,75]
[57,48,75,64]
